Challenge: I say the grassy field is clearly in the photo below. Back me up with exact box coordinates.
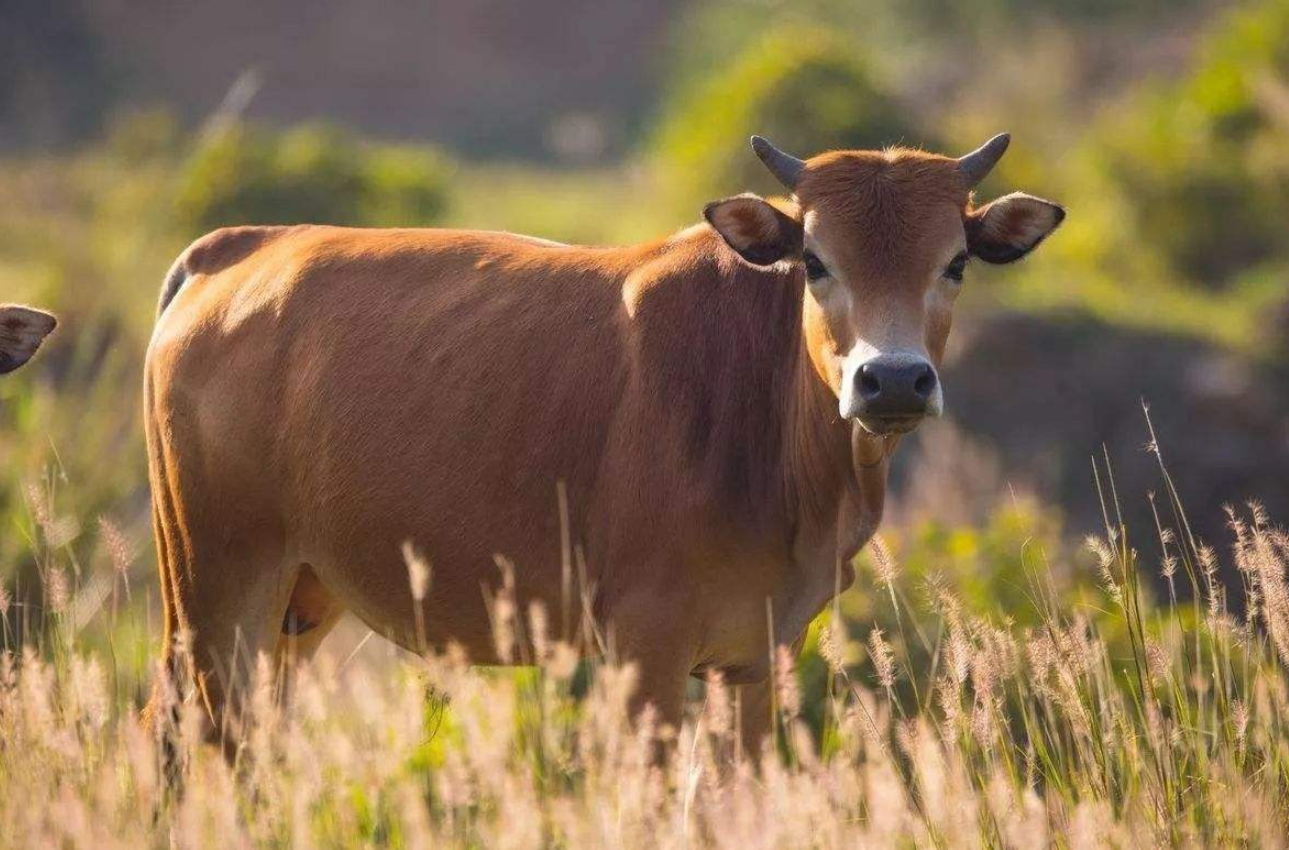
[2,467,1288,847]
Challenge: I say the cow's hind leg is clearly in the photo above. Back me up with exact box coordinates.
[162,546,295,762]
[144,436,294,763]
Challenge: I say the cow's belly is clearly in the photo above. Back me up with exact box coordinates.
[281,411,605,662]
[300,527,569,664]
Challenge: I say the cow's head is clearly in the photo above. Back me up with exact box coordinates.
[704,134,1063,437]
[0,306,57,375]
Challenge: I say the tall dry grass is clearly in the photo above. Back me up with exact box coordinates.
[2,441,1289,848]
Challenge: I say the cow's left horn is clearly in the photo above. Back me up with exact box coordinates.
[957,133,1010,189]
[751,136,805,191]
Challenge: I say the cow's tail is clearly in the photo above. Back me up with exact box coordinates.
[157,256,189,319]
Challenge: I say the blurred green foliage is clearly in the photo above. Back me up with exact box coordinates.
[176,122,452,234]
[974,0,1289,355]
[793,496,1102,734]
[1087,0,1289,290]
[650,27,924,214]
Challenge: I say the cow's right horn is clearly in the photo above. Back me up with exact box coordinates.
[751,136,805,191]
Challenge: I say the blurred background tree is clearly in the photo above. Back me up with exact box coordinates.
[649,27,924,216]
[1089,0,1289,291]
[176,122,452,232]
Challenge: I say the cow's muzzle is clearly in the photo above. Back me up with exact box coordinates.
[841,354,941,434]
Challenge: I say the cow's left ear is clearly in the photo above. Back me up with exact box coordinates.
[966,193,1065,264]
[0,306,57,374]
[704,193,803,266]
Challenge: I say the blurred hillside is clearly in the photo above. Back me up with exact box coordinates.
[3,0,684,157]
[4,0,1217,158]
[3,0,1289,620]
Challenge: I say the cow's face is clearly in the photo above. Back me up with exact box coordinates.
[705,135,1063,436]
[0,306,57,375]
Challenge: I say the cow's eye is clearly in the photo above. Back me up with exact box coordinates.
[943,251,969,282]
[803,250,829,281]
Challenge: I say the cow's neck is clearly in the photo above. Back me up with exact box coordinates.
[629,229,887,573]
[780,302,888,569]
[736,281,889,648]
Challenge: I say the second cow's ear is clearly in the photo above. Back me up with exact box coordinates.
[966,192,1065,264]
[703,193,803,266]
[0,306,57,375]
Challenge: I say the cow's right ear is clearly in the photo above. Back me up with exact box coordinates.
[0,306,57,374]
[703,193,803,266]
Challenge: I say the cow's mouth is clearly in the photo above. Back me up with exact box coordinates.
[856,414,924,436]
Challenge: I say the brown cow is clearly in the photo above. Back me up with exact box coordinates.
[143,135,1063,754]
[0,306,56,375]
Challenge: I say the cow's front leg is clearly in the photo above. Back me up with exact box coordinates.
[736,631,808,761]
[735,678,774,759]
[606,587,697,752]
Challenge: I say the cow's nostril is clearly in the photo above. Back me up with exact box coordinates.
[859,366,882,399]
[913,367,936,400]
